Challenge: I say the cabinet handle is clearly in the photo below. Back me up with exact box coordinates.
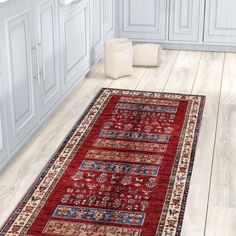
[32,42,41,84]
[39,38,45,81]
[71,0,81,5]
[0,52,2,78]
[0,0,9,5]
[36,42,41,84]
[59,0,81,6]
[104,0,107,23]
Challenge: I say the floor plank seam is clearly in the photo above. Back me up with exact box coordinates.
[162,50,180,92]
[135,67,149,90]
[190,51,203,94]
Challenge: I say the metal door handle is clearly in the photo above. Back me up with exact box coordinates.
[71,0,81,5]
[0,52,2,78]
[39,38,45,81]
[32,42,41,84]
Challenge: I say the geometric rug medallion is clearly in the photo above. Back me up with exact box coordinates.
[0,88,205,236]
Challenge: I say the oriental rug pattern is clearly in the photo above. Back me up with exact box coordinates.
[0,88,205,236]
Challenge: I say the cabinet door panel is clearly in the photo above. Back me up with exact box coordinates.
[1,7,37,152]
[0,111,7,161]
[204,0,236,44]
[59,0,90,93]
[105,0,115,39]
[34,0,61,119]
[9,18,32,125]
[90,0,104,63]
[119,0,167,40]
[66,15,86,70]
[0,52,8,164]
[169,0,203,42]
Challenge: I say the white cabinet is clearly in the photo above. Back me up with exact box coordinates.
[0,0,38,152]
[90,0,104,64]
[0,51,8,163]
[0,89,7,162]
[90,0,116,64]
[117,0,236,48]
[169,0,204,42]
[0,0,92,172]
[119,0,167,41]
[204,0,236,44]
[32,0,61,119]
[59,0,90,94]
[104,0,116,40]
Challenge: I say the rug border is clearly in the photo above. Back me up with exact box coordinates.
[102,87,206,101]
[0,88,206,235]
[176,94,206,236]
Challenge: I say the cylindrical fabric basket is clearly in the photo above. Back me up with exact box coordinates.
[104,38,133,79]
[133,44,163,67]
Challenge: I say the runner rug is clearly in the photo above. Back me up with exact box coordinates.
[0,88,205,236]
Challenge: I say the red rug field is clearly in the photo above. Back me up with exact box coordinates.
[0,88,205,236]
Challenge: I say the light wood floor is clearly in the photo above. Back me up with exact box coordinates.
[0,50,235,236]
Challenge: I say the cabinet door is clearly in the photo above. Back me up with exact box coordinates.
[119,0,167,41]
[0,51,8,166]
[204,0,236,44]
[90,0,104,64]
[33,0,61,119]
[104,0,116,40]
[0,0,38,152]
[59,0,90,94]
[169,0,204,42]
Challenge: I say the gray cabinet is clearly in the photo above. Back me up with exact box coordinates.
[0,0,38,152]
[0,0,92,172]
[90,0,116,64]
[90,0,104,64]
[169,0,204,42]
[0,52,8,163]
[104,0,116,40]
[33,0,61,120]
[204,0,236,44]
[0,94,7,163]
[59,0,90,94]
[119,0,167,41]
[117,0,236,49]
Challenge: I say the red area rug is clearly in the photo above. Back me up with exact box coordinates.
[0,88,205,236]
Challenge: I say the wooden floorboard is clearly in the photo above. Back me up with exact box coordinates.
[109,66,147,90]
[136,50,179,92]
[164,50,202,93]
[0,50,235,235]
[181,52,225,236]
[205,53,236,236]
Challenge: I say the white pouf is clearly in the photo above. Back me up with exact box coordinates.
[133,44,163,67]
[104,38,133,79]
